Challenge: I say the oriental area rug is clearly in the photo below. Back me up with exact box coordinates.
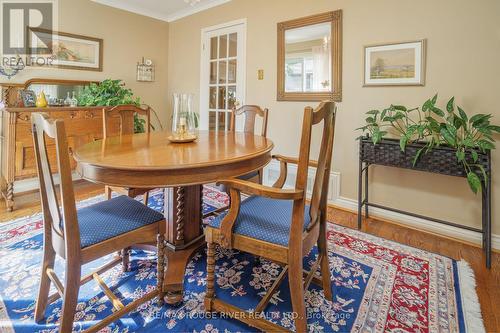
[0,187,484,332]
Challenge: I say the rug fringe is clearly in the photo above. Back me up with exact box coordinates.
[456,260,485,333]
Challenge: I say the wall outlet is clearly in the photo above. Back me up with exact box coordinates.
[258,69,264,80]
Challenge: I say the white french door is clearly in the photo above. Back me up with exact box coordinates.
[200,19,246,131]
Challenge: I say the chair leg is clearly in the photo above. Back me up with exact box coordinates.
[289,258,307,333]
[34,243,56,322]
[157,234,166,305]
[122,248,130,272]
[204,240,216,311]
[59,262,81,333]
[143,191,150,206]
[318,227,333,302]
[257,168,263,184]
[105,186,112,200]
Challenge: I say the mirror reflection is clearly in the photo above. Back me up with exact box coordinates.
[284,22,331,93]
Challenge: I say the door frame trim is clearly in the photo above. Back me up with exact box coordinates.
[199,18,247,130]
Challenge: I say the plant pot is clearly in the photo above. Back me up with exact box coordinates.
[360,137,490,178]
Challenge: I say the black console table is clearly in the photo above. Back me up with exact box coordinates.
[357,137,492,268]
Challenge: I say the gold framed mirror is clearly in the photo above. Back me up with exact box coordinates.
[277,10,342,102]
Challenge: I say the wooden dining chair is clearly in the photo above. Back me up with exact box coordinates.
[103,105,158,271]
[229,105,269,184]
[102,104,153,205]
[205,105,269,218]
[205,101,336,333]
[31,113,166,333]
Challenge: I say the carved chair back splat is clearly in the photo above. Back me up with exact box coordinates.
[102,104,152,138]
[229,105,269,138]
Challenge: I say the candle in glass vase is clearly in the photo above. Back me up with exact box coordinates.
[177,116,187,138]
[179,117,186,126]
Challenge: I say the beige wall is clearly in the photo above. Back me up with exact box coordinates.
[0,0,170,127]
[2,0,498,238]
[167,0,500,237]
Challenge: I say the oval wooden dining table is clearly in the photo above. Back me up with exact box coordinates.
[74,130,274,304]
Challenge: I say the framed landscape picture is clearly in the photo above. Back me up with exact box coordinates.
[28,28,103,71]
[364,39,426,86]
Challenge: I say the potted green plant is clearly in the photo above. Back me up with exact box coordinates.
[357,94,500,193]
[77,79,147,133]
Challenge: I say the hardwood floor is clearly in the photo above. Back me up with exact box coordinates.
[0,180,105,223]
[0,181,498,332]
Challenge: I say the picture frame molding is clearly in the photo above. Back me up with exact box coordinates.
[27,27,103,72]
[363,39,426,87]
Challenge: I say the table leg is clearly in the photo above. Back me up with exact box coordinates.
[364,163,369,219]
[162,185,206,304]
[357,159,363,230]
[486,174,492,269]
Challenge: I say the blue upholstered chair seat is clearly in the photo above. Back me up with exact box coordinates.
[209,196,311,246]
[66,195,164,248]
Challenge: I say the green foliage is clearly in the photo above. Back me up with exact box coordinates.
[357,94,500,194]
[134,114,146,134]
[77,79,145,133]
[77,79,140,107]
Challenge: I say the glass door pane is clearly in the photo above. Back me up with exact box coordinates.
[218,61,227,84]
[207,30,239,131]
[210,37,218,60]
[228,33,237,57]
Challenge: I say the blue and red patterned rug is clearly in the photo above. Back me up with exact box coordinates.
[0,187,485,332]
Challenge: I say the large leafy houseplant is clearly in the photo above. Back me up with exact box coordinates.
[77,79,146,133]
[357,94,500,193]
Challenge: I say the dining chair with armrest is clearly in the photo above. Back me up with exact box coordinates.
[204,101,336,332]
[32,113,166,333]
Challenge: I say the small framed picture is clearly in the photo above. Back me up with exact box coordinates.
[364,39,426,86]
[20,90,36,107]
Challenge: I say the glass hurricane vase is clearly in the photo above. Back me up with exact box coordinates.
[171,93,199,141]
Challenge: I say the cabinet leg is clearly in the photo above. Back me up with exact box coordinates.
[5,182,14,212]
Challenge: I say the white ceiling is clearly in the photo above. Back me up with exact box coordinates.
[91,0,231,22]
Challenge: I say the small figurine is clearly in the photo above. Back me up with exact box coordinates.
[35,91,48,108]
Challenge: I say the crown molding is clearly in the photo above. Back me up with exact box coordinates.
[165,0,231,22]
[91,0,231,23]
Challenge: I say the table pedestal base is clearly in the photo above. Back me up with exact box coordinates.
[162,185,206,305]
[163,237,206,304]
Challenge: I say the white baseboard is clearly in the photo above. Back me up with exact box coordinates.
[263,160,500,251]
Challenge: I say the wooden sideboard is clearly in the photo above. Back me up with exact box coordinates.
[0,79,121,211]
